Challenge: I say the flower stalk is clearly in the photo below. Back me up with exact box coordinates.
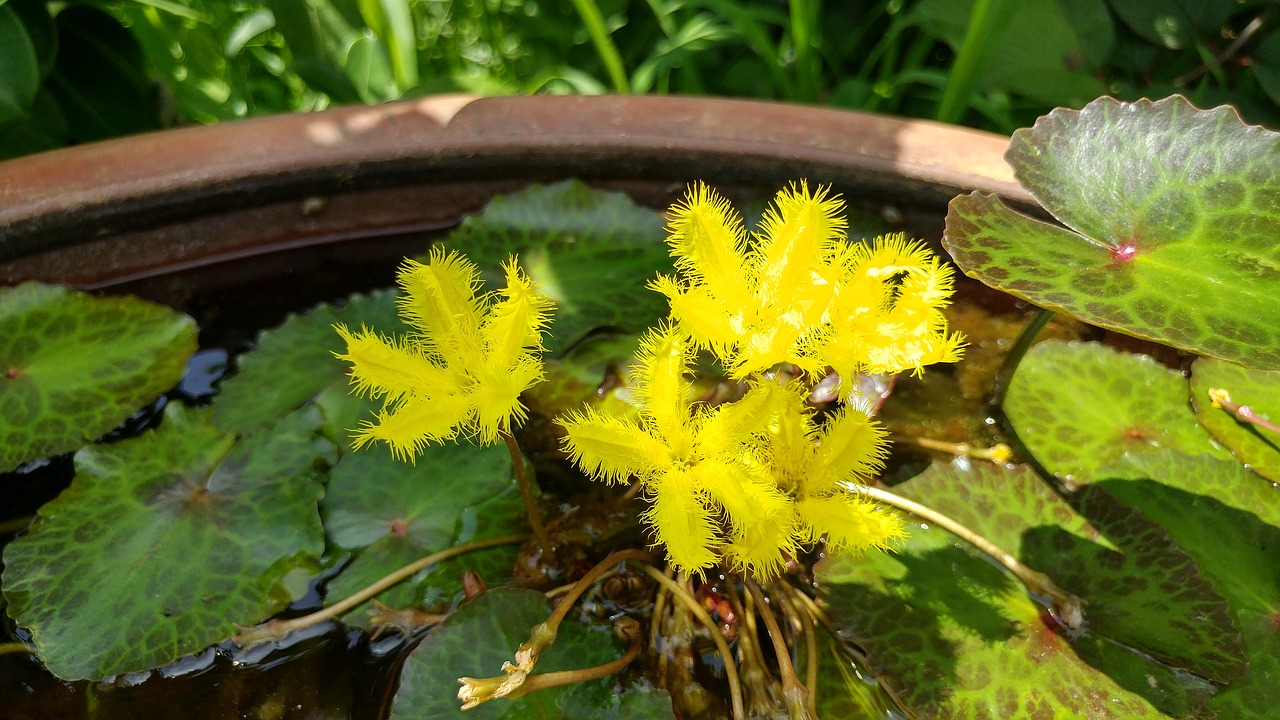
[1209,387,1280,435]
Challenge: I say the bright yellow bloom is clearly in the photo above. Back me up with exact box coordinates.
[334,248,553,460]
[559,324,902,579]
[654,182,965,396]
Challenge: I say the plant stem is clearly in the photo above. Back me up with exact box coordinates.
[501,431,555,559]
[569,0,630,93]
[936,0,1016,124]
[1209,388,1280,435]
[745,577,811,720]
[846,483,1084,630]
[988,307,1054,414]
[783,593,819,718]
[233,534,526,647]
[891,434,1012,463]
[507,633,643,698]
[0,516,32,535]
[638,565,745,720]
[0,642,34,656]
[788,0,819,103]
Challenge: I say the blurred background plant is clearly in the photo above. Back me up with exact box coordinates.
[3,0,1279,160]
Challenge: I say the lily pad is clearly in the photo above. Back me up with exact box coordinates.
[1190,356,1280,482]
[1004,340,1226,481]
[1095,451,1280,717]
[1,403,331,681]
[321,440,524,625]
[440,180,672,354]
[213,289,398,435]
[390,587,674,719]
[0,282,197,471]
[893,461,1243,689]
[943,96,1280,370]
[818,516,1169,718]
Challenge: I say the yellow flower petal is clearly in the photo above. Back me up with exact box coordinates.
[806,406,888,495]
[480,256,554,371]
[666,182,749,297]
[558,407,670,484]
[796,494,904,554]
[630,324,693,451]
[468,355,543,444]
[754,181,846,306]
[352,393,473,462]
[643,467,720,577]
[333,323,463,403]
[724,505,800,580]
[396,249,484,365]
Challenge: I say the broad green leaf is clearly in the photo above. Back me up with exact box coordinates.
[1095,451,1280,717]
[895,461,1243,691]
[1004,340,1226,481]
[1190,357,1280,482]
[1105,0,1233,49]
[943,96,1280,370]
[439,180,672,354]
[0,4,39,123]
[321,440,524,625]
[0,283,197,471]
[344,29,394,102]
[213,289,398,435]
[1,404,331,681]
[390,588,674,719]
[818,519,1169,719]
[47,7,160,143]
[356,0,415,91]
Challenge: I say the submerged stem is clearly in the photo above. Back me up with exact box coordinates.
[0,642,34,657]
[847,483,1084,630]
[745,577,811,720]
[501,431,555,559]
[988,307,1054,414]
[638,566,746,720]
[233,534,526,647]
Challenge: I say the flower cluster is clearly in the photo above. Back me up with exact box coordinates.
[561,182,964,578]
[333,248,553,460]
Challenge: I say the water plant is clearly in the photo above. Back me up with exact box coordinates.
[2,94,1280,720]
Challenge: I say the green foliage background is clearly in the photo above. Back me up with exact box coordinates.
[2,0,1280,159]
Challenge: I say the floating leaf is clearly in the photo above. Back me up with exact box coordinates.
[894,461,1243,690]
[818,516,1169,718]
[390,587,674,719]
[943,96,1280,370]
[440,180,672,354]
[213,289,397,435]
[1190,356,1280,482]
[321,440,523,625]
[0,282,197,471]
[1095,451,1280,717]
[1,404,331,681]
[1004,340,1226,481]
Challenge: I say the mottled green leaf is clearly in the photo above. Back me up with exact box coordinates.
[943,96,1280,369]
[440,180,672,354]
[0,282,197,471]
[213,289,397,435]
[1190,356,1280,482]
[818,517,1169,719]
[895,461,1242,691]
[391,587,674,719]
[1095,451,1280,717]
[1004,340,1226,481]
[321,440,524,625]
[1,404,331,681]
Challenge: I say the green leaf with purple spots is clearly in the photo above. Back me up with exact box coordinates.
[943,95,1280,370]
[892,461,1242,691]
[817,509,1174,719]
[320,440,525,627]
[1095,451,1280,718]
[0,282,197,471]
[1004,340,1227,481]
[1189,356,1280,482]
[1,404,331,681]
[390,587,674,719]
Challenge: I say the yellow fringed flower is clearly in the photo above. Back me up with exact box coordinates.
[655,182,965,396]
[334,248,553,460]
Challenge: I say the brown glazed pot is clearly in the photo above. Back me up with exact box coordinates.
[0,94,1026,297]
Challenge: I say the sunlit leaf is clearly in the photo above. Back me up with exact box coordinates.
[390,588,675,719]
[1004,340,1227,481]
[894,461,1242,690]
[440,180,672,354]
[1189,356,1280,482]
[944,96,1280,370]
[1095,451,1280,717]
[1,404,331,681]
[320,440,524,626]
[818,516,1171,718]
[213,289,397,435]
[0,282,197,471]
